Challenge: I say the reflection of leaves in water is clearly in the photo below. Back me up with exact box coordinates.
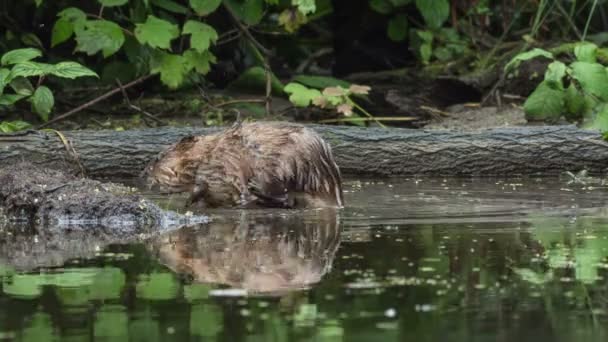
[513,268,553,285]
[136,272,179,300]
[129,315,160,342]
[89,267,126,300]
[21,313,54,342]
[190,303,223,337]
[94,305,128,339]
[3,274,42,298]
[183,283,211,302]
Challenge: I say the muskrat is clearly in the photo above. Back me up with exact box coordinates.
[142,121,344,209]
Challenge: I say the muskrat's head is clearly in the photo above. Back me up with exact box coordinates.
[141,135,217,194]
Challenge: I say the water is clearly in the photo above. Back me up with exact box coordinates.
[2,177,608,341]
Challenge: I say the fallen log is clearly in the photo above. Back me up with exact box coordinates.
[0,125,607,178]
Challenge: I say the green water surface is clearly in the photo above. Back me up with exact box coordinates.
[1,178,608,341]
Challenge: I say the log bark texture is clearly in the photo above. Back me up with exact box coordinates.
[0,125,607,178]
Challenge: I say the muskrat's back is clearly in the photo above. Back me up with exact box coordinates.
[143,122,344,208]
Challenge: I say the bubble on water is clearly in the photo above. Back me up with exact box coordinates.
[384,308,397,318]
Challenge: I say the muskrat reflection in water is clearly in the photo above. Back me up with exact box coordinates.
[142,121,344,209]
[149,210,341,294]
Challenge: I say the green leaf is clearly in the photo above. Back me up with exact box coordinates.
[227,66,285,95]
[101,61,136,84]
[420,43,432,64]
[9,62,53,79]
[570,61,608,101]
[415,0,449,29]
[0,68,10,93]
[387,14,408,42]
[0,94,27,106]
[223,0,265,25]
[9,77,35,96]
[183,49,216,74]
[30,86,54,122]
[136,272,179,300]
[151,52,191,89]
[75,20,125,57]
[574,42,597,63]
[34,0,43,7]
[369,0,393,14]
[189,0,222,15]
[135,15,180,50]
[504,48,553,73]
[523,80,565,121]
[58,7,87,27]
[543,61,566,89]
[587,103,608,132]
[292,75,350,89]
[1,48,42,66]
[51,62,99,79]
[284,82,322,107]
[293,0,316,14]
[150,0,189,13]
[21,33,44,49]
[0,120,31,132]
[51,18,74,47]
[183,20,218,52]
[564,84,585,120]
[390,0,411,5]
[98,0,128,6]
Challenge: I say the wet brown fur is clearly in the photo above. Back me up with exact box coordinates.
[142,122,344,208]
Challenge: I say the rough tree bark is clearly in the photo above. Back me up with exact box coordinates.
[0,125,607,178]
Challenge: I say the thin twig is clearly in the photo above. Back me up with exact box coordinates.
[223,4,274,116]
[37,74,155,129]
[116,79,165,125]
[213,98,267,107]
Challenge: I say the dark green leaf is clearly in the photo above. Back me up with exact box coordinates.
[75,20,125,57]
[51,18,74,47]
[1,48,42,66]
[183,20,218,52]
[9,77,35,96]
[21,33,44,49]
[387,14,408,42]
[30,86,54,122]
[135,15,180,50]
[564,84,585,120]
[98,0,128,6]
[0,68,10,93]
[51,62,99,79]
[369,0,393,14]
[0,94,27,106]
[189,0,221,16]
[415,0,449,29]
[223,0,265,25]
[227,66,284,94]
[150,0,188,14]
[523,80,565,121]
[58,7,87,28]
